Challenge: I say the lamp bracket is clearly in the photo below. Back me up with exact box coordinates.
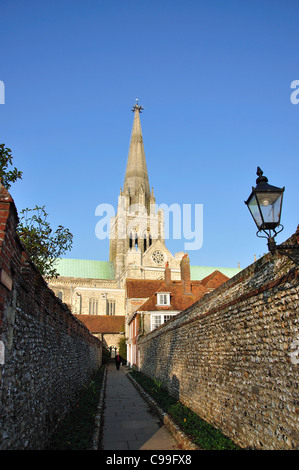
[256,225,299,265]
[256,224,284,241]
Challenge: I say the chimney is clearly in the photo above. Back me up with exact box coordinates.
[165,262,171,285]
[180,254,191,294]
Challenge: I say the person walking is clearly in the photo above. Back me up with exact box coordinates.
[115,353,121,370]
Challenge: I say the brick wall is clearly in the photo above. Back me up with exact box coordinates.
[0,185,102,450]
[138,227,299,450]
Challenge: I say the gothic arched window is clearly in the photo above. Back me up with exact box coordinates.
[129,231,133,249]
[129,230,138,250]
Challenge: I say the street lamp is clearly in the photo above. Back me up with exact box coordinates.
[245,167,299,263]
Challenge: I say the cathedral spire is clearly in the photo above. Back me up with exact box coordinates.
[123,101,150,206]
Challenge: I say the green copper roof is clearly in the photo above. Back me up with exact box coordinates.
[54,258,115,279]
[54,258,240,281]
[190,265,241,280]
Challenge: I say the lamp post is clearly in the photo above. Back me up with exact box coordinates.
[245,167,299,263]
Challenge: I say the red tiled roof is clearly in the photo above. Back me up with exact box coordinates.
[137,281,208,313]
[133,270,229,315]
[200,270,229,289]
[74,315,125,334]
[126,270,229,322]
[126,279,164,298]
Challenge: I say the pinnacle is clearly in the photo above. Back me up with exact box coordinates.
[123,103,150,203]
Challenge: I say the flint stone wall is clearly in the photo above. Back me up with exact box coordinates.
[138,229,299,450]
[0,187,102,450]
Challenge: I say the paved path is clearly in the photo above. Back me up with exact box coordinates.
[101,362,180,451]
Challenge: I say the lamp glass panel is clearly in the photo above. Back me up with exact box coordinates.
[247,193,263,229]
[256,192,283,225]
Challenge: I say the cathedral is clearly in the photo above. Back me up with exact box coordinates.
[48,103,240,358]
[108,102,184,284]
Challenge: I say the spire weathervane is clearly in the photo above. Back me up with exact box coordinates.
[132,99,143,113]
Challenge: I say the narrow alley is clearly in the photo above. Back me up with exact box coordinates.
[100,362,181,451]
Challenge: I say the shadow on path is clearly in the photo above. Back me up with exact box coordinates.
[100,362,181,451]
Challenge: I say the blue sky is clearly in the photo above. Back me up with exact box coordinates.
[0,0,298,270]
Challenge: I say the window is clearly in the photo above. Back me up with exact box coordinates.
[76,292,82,314]
[129,231,138,250]
[157,293,170,306]
[89,298,98,315]
[152,250,165,265]
[106,300,116,315]
[152,315,162,330]
[57,291,63,301]
[164,315,174,322]
[129,231,133,249]
[151,313,176,330]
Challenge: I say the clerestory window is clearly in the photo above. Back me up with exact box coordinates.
[106,300,116,315]
[89,298,98,315]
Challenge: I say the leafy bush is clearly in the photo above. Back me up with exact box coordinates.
[118,334,127,361]
[0,143,22,189]
[17,205,73,278]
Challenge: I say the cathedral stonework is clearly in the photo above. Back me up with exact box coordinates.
[108,102,183,286]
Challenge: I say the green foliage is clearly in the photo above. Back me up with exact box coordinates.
[83,380,97,395]
[167,402,240,450]
[130,370,177,411]
[0,144,22,189]
[129,369,240,450]
[153,378,164,392]
[0,145,72,279]
[46,366,105,450]
[17,205,73,278]
[118,334,127,361]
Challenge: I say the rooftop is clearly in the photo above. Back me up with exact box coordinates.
[190,265,241,280]
[54,258,241,281]
[126,279,164,298]
[136,281,209,314]
[127,269,230,323]
[74,314,125,334]
[54,258,115,279]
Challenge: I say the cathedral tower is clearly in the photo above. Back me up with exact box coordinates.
[109,103,173,283]
[123,102,151,209]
